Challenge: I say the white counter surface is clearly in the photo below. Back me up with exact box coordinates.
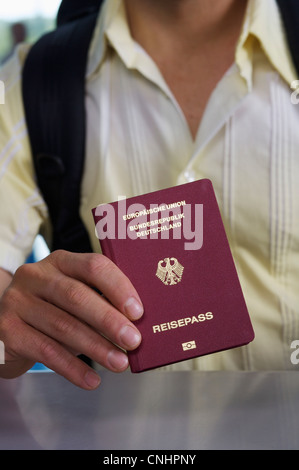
[0,370,298,450]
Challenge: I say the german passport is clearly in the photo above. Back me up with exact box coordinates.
[92,179,254,372]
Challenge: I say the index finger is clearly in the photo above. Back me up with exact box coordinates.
[48,250,144,321]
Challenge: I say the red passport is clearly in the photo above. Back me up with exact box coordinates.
[92,179,254,372]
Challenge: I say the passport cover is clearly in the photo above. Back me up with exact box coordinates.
[92,179,254,372]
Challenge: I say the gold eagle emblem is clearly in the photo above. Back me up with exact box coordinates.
[156,257,184,286]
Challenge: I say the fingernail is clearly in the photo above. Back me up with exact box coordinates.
[124,297,144,320]
[84,370,101,389]
[107,350,129,371]
[120,325,141,349]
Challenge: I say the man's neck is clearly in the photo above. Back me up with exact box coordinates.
[124,0,247,56]
[123,0,248,139]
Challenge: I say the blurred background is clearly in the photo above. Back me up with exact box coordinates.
[0,0,61,64]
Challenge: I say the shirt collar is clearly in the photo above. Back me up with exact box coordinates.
[86,0,138,78]
[87,0,297,87]
[86,0,170,95]
[236,0,297,89]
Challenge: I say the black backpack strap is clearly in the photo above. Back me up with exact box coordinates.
[22,11,99,253]
[277,0,299,75]
[57,0,102,26]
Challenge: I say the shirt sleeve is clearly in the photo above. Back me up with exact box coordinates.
[0,45,49,274]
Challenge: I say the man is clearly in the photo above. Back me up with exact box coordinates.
[1,22,27,65]
[0,0,298,389]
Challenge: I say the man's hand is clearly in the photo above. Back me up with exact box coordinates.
[0,251,143,389]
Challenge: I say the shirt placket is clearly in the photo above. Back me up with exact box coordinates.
[177,64,251,186]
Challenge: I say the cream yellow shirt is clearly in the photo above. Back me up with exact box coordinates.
[0,0,298,371]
